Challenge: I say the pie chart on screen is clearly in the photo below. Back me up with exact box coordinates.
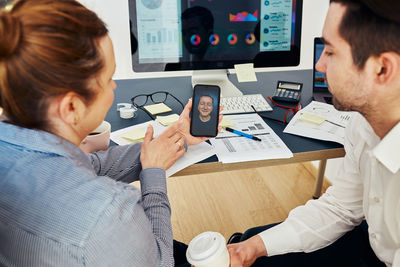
[142,0,163,9]
[227,34,238,45]
[190,34,201,46]
[209,34,220,45]
[245,33,256,44]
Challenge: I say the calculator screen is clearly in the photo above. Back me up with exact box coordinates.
[279,82,301,90]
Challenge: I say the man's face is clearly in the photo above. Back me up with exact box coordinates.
[316,3,374,113]
[198,96,213,117]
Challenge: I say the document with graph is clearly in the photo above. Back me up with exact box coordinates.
[210,114,293,163]
[283,101,355,145]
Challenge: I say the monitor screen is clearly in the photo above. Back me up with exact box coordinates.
[313,38,328,90]
[129,0,303,72]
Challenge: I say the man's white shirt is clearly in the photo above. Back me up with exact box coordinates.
[259,112,400,266]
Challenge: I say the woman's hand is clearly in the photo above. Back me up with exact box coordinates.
[177,99,223,146]
[140,123,186,170]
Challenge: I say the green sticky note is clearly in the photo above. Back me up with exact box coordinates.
[143,103,172,115]
[299,113,326,125]
[121,128,146,143]
[234,63,257,83]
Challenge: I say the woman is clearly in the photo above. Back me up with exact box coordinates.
[0,0,209,266]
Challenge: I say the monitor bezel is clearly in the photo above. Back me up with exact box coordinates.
[129,0,303,72]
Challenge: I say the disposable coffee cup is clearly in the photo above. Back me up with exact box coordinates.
[79,121,111,153]
[186,231,230,267]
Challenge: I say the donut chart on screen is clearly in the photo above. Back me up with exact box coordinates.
[245,33,256,44]
[227,33,238,45]
[190,34,201,46]
[209,34,220,45]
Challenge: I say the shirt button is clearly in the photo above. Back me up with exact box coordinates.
[374,197,381,203]
[371,233,377,239]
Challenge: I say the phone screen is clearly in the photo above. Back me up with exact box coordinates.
[190,84,220,137]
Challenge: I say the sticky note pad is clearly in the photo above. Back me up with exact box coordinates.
[219,117,233,128]
[234,63,257,83]
[143,103,172,115]
[121,128,146,143]
[156,114,180,126]
[299,113,326,125]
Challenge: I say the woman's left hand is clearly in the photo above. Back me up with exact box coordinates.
[177,99,223,146]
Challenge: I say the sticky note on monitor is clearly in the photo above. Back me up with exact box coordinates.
[121,128,146,143]
[234,63,257,83]
[156,114,180,126]
[299,113,326,125]
[143,103,172,115]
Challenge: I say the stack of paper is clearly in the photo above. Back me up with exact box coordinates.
[110,121,215,177]
[283,101,355,145]
[210,114,293,163]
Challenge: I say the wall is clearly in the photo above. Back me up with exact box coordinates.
[78,0,341,184]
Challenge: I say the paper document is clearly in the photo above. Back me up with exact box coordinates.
[210,114,293,163]
[110,121,215,177]
[283,101,355,145]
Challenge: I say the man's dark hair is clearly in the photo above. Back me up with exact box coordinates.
[330,0,400,68]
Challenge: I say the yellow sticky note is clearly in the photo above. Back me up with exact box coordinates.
[299,113,326,125]
[219,117,233,128]
[156,114,180,126]
[121,128,146,143]
[234,63,257,83]
[143,103,172,115]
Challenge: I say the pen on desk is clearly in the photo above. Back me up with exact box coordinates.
[325,120,346,128]
[225,127,262,141]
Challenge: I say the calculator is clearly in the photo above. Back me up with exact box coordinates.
[272,81,303,103]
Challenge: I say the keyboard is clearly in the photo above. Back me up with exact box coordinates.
[220,94,273,114]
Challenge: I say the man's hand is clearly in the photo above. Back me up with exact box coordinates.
[227,235,267,267]
[140,123,185,170]
[177,99,223,146]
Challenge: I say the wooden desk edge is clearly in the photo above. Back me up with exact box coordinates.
[172,147,345,177]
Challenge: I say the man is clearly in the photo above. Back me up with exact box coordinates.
[198,95,213,122]
[227,0,400,266]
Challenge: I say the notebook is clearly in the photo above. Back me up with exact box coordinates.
[312,37,332,104]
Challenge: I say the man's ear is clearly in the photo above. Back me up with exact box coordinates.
[58,92,87,126]
[375,52,399,85]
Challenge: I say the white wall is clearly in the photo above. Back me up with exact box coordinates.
[79,0,341,184]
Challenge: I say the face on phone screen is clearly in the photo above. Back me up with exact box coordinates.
[190,85,220,137]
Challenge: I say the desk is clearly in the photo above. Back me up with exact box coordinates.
[105,70,344,198]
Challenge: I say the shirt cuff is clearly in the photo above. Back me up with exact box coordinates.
[258,221,302,256]
[139,168,167,194]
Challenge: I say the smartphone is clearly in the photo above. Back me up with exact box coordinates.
[190,84,220,137]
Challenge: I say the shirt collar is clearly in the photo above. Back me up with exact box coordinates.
[373,121,400,174]
[0,122,90,164]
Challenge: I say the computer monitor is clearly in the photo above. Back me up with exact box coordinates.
[128,0,303,97]
[312,37,332,104]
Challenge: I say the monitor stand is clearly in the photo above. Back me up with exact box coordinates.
[191,69,243,97]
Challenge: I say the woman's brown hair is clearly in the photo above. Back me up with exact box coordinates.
[0,0,108,130]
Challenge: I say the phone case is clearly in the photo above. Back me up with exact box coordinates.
[190,84,220,137]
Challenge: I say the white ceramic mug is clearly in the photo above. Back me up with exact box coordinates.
[186,231,230,267]
[79,121,111,153]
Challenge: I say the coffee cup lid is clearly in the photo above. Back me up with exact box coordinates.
[186,231,227,266]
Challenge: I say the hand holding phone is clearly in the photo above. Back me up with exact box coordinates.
[190,84,220,137]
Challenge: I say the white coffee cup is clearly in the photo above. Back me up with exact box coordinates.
[79,121,111,153]
[186,231,230,267]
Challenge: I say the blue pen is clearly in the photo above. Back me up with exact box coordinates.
[225,127,262,142]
